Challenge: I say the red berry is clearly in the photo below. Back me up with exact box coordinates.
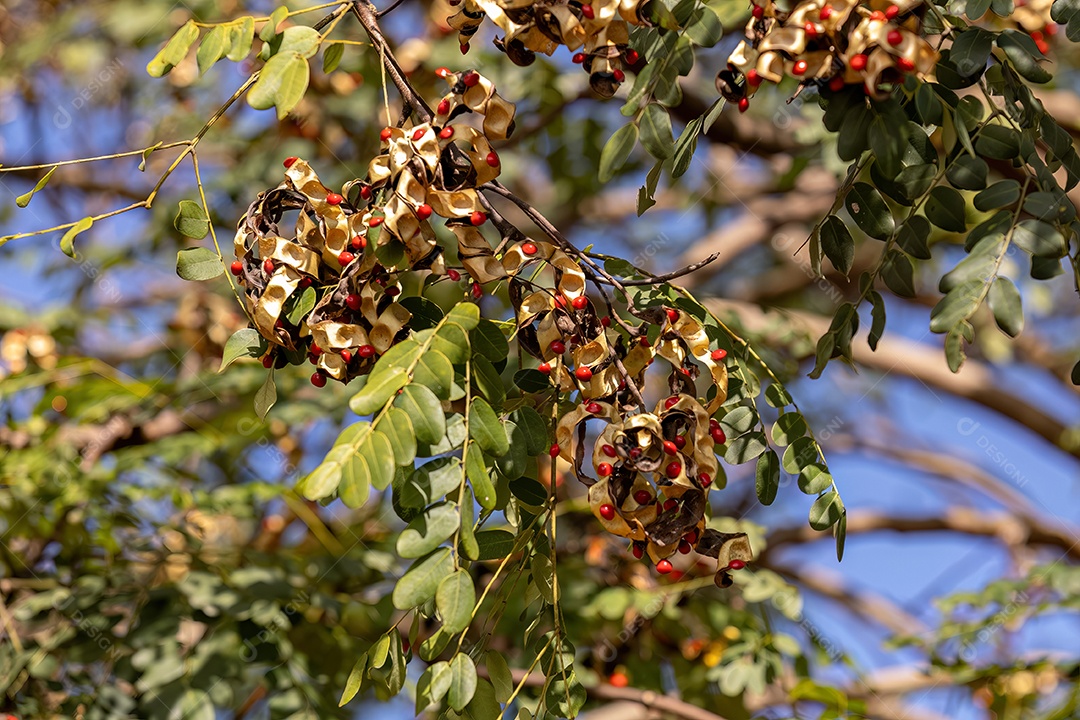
[379,128,393,142]
[581,3,595,18]
[439,126,455,139]
[360,185,373,201]
[666,308,679,323]
[575,366,593,381]
[686,529,699,544]
[673,435,686,449]
[298,276,311,288]
[752,4,764,18]
[412,128,426,141]
[351,235,366,251]
[886,4,899,18]
[793,59,808,76]
[471,282,483,299]
[311,343,323,357]
[709,418,719,429]
[550,444,561,457]
[586,402,603,414]
[338,251,355,266]
[746,69,763,86]
[311,372,327,387]
[447,269,461,281]
[711,348,727,361]
[486,151,500,167]
[283,156,298,168]
[230,261,244,276]
[521,242,538,255]
[819,4,832,19]
[262,355,274,368]
[462,71,480,87]
[679,539,692,555]
[470,211,487,226]
[538,362,551,375]
[368,216,384,227]
[656,559,673,574]
[729,559,746,570]
[870,9,887,20]
[599,502,615,519]
[665,462,681,479]
[609,672,629,688]
[629,447,642,460]
[602,444,617,457]
[665,396,680,409]
[600,316,611,327]
[849,53,868,71]
[632,542,644,559]
[887,29,903,46]
[345,293,361,311]
[613,68,625,83]
[263,258,275,275]
[639,336,650,347]
[633,490,652,505]
[572,52,586,64]
[550,340,566,354]
[326,193,343,206]
[711,427,727,444]
[437,99,451,115]
[435,66,451,78]
[411,203,431,221]
[663,498,678,512]
[699,472,712,488]
[897,56,915,72]
[597,463,613,478]
[662,440,678,455]
[738,97,750,113]
[829,75,846,91]
[571,296,589,310]
[385,286,400,297]
[625,49,639,64]
[460,43,470,54]
[804,22,818,38]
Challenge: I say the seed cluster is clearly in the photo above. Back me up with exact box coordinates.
[717,0,938,107]
[502,240,752,585]
[230,70,514,385]
[448,0,648,96]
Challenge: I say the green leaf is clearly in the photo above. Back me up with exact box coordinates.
[447,302,481,330]
[396,384,446,445]
[339,653,368,706]
[285,286,316,325]
[360,430,395,491]
[974,179,1021,211]
[725,431,768,464]
[432,322,471,364]
[671,116,702,179]
[226,18,255,61]
[997,31,1052,83]
[755,449,780,505]
[930,279,984,333]
[975,124,1021,160]
[219,328,263,371]
[988,277,1023,337]
[247,51,310,119]
[176,247,223,281]
[870,116,905,178]
[147,21,199,77]
[896,216,931,260]
[59,217,92,258]
[322,42,344,73]
[382,407,417,467]
[599,123,639,182]
[782,436,819,473]
[915,82,943,126]
[260,6,288,42]
[174,200,210,239]
[469,397,509,457]
[509,407,547,456]
[950,28,993,75]
[196,25,227,76]
[509,477,548,507]
[392,548,454,609]
[471,319,509,362]
[339,452,371,507]
[685,5,723,46]
[475,529,515,560]
[868,290,887,351]
[946,154,988,190]
[471,356,505,405]
[398,502,459,559]
[413,350,455,400]
[485,651,514,703]
[925,186,967,232]
[437,570,475,633]
[845,182,894,240]
[268,26,321,59]
[448,654,478,712]
[254,369,277,420]
[15,166,56,208]
[638,104,674,160]
[820,216,854,275]
[416,661,452,712]
[834,512,847,562]
[1013,220,1066,257]
[703,97,725,133]
[1023,191,1076,223]
[466,444,496,511]
[809,491,844,531]
[799,464,834,495]
[401,458,462,510]
[513,369,550,393]
[349,367,408,416]
[298,462,341,502]
[771,413,807,446]
[881,251,916,298]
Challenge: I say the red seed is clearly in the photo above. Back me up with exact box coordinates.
[600,316,611,327]
[666,308,679,323]
[575,367,593,381]
[665,396,679,409]
[804,22,818,38]
[829,75,846,91]
[629,447,642,460]
[262,355,274,368]
[849,53,868,71]
[437,99,451,115]
[462,71,480,87]
[283,156,298,168]
[550,340,566,354]
[412,128,426,141]
[367,216,383,228]
[486,151,500,167]
[581,3,595,19]
[311,343,323,356]
[550,444,561,457]
[887,29,903,46]
[729,559,746,570]
[360,185,372,200]
[385,287,400,297]
[819,4,832,19]
[896,56,915,72]
[752,4,764,18]
[439,126,455,139]
[572,52,586,64]
[470,211,487,226]
[639,336,650,347]
[340,349,352,364]
[673,435,686,449]
[793,59,808,76]
[656,559,673,574]
[416,203,433,220]
[602,444,617,458]
[613,68,625,83]
[711,348,728,361]
[447,269,461,281]
[299,276,312,289]
[358,345,376,358]
[538,362,551,375]
[711,427,727,444]
[597,464,613,478]
[686,529,699,544]
[338,251,355,266]
[311,372,327,387]
[471,282,483,299]
[663,498,678,512]
[885,4,899,18]
[598,502,615,519]
[460,43,470,54]
[230,261,244,276]
[571,296,589,310]
[435,67,451,78]
[746,69,763,86]
[263,258,275,275]
[379,128,393,142]
[738,97,750,113]
[326,193,343,205]
[679,539,692,555]
[662,440,678,455]
[586,402,603,414]
[709,418,719,429]
[699,472,712,487]
[632,542,644,559]
[522,242,538,255]
[633,490,652,505]
[665,462,681,479]
[625,49,639,64]
[870,9,886,20]
[345,293,361,311]
[350,235,366,251]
